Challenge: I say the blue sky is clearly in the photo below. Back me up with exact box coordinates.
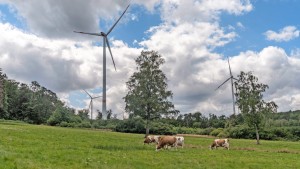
[1,0,300,118]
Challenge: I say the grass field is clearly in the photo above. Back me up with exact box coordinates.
[0,120,300,169]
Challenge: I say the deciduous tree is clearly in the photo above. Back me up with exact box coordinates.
[234,71,278,144]
[124,50,179,135]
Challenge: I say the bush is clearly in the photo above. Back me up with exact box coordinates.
[198,128,215,135]
[151,122,177,135]
[76,121,91,128]
[227,125,255,139]
[115,118,145,134]
[210,128,223,137]
[175,127,198,134]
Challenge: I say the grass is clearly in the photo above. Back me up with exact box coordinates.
[0,120,300,169]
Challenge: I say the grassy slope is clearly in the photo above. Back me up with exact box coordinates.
[0,121,299,169]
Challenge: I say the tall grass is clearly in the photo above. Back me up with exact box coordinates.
[0,120,299,169]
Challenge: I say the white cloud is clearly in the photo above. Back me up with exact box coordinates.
[236,22,245,29]
[158,0,252,24]
[264,26,300,42]
[1,0,132,39]
[291,48,300,58]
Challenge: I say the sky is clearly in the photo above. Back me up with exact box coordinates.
[0,0,300,119]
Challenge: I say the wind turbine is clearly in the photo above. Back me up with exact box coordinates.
[74,4,130,119]
[83,89,102,120]
[216,57,238,115]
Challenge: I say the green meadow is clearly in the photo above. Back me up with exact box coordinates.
[0,120,299,169]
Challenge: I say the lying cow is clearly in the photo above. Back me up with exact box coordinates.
[156,136,177,151]
[210,139,229,150]
[144,135,160,145]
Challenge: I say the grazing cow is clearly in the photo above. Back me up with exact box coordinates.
[175,136,185,148]
[156,136,177,151]
[210,139,229,150]
[144,135,160,145]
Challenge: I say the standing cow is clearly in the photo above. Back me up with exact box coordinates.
[156,136,177,151]
[144,135,160,145]
[210,139,230,150]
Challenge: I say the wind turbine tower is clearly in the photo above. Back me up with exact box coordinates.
[84,89,102,120]
[74,4,130,119]
[216,57,238,115]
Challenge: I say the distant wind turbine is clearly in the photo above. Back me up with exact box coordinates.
[83,89,102,120]
[215,57,238,115]
[74,4,130,119]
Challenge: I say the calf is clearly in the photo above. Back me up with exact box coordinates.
[210,139,229,150]
[144,135,160,145]
[156,136,177,151]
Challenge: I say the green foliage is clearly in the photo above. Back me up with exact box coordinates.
[47,106,80,126]
[150,121,177,135]
[115,118,145,133]
[124,50,179,134]
[234,71,278,144]
[210,128,224,137]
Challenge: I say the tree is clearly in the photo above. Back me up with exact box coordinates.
[96,110,102,120]
[106,109,112,120]
[0,68,6,113]
[234,71,278,144]
[124,50,179,135]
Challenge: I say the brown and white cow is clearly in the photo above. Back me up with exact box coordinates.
[156,136,177,151]
[144,135,160,145]
[175,136,184,148]
[210,139,229,150]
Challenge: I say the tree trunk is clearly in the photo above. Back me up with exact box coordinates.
[145,120,150,137]
[255,124,260,145]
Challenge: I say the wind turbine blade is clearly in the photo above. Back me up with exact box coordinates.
[232,77,238,81]
[74,31,102,36]
[105,37,117,71]
[215,77,231,90]
[83,89,92,98]
[106,4,130,35]
[227,57,233,77]
[93,96,102,99]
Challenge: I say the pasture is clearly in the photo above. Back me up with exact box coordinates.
[0,120,299,169]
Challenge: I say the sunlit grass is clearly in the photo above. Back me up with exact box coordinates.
[0,120,299,169]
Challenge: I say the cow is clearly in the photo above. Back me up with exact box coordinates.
[175,136,184,148]
[210,139,229,150]
[144,135,160,145]
[156,136,177,151]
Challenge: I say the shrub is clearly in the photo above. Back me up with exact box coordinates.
[115,118,145,134]
[198,128,215,135]
[227,125,255,139]
[76,121,91,128]
[210,128,223,137]
[150,122,176,135]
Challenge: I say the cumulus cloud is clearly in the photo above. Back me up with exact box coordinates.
[264,26,300,42]
[158,0,252,24]
[0,0,131,39]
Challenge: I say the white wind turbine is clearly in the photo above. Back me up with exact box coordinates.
[74,4,130,119]
[216,57,238,115]
[84,89,102,120]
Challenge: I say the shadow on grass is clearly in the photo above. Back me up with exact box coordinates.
[0,120,28,126]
